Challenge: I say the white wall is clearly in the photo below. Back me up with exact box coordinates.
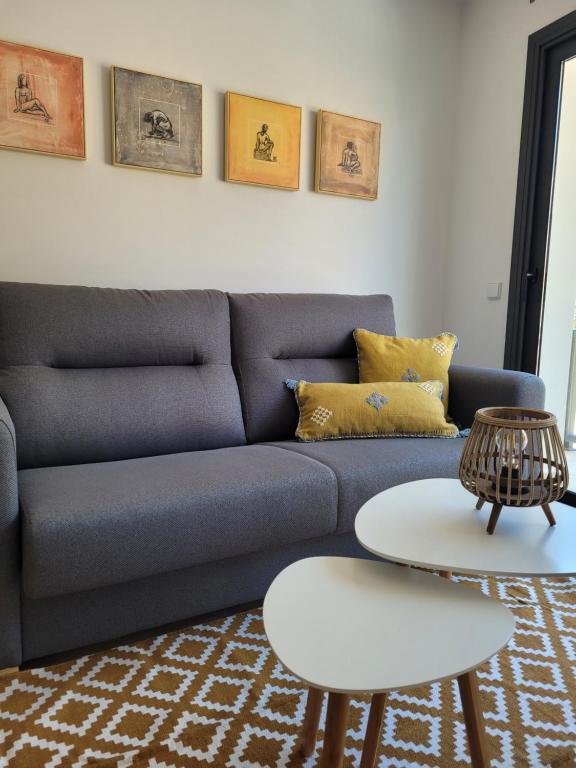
[444,0,576,366]
[539,58,576,435]
[0,0,462,337]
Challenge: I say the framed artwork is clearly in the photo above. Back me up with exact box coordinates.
[315,110,381,200]
[111,66,202,176]
[225,92,301,190]
[0,39,85,159]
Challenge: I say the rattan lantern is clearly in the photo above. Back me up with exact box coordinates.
[459,407,569,534]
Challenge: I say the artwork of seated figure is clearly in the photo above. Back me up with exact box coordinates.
[13,73,52,122]
[143,110,175,141]
[338,141,362,175]
[253,123,276,161]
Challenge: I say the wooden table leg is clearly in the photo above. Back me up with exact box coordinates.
[318,692,350,768]
[475,499,485,511]
[298,686,324,757]
[359,692,387,768]
[542,503,557,527]
[457,670,490,768]
[486,503,503,535]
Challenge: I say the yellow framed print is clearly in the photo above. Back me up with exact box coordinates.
[315,110,381,200]
[225,92,301,190]
[112,66,202,177]
[0,39,85,159]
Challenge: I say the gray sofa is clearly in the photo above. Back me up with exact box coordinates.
[0,283,545,669]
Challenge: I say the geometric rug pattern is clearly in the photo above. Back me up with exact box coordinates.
[0,575,574,767]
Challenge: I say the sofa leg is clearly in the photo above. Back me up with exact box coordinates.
[0,666,19,678]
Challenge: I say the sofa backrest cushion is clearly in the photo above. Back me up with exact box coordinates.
[0,283,246,469]
[229,293,396,442]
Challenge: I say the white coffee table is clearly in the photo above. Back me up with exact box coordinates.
[263,556,514,768]
[355,477,576,577]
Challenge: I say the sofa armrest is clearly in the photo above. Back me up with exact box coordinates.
[449,364,546,429]
[0,396,21,668]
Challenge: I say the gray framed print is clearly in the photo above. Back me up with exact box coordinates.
[111,66,202,176]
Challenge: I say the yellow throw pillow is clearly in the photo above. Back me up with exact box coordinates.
[354,329,458,415]
[289,379,459,442]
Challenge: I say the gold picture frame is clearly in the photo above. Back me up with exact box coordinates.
[315,110,381,200]
[111,65,202,177]
[225,92,301,191]
[0,39,85,160]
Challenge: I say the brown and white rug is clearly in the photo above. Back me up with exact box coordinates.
[0,574,574,767]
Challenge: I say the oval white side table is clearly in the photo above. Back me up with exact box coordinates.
[263,556,515,768]
[355,478,576,577]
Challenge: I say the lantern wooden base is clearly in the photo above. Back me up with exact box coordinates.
[476,499,557,534]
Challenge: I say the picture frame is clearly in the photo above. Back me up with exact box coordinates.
[225,92,301,191]
[0,39,85,160]
[315,110,381,200]
[111,66,202,177]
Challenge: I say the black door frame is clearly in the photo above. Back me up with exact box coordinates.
[504,9,576,372]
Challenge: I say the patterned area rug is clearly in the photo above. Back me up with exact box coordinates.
[0,575,574,767]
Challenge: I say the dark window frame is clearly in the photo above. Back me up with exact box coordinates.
[504,9,576,372]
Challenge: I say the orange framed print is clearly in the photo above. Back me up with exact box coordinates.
[0,40,85,159]
[315,110,381,200]
[225,92,301,190]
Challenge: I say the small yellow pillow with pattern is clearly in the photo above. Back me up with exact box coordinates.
[289,379,458,442]
[354,329,458,414]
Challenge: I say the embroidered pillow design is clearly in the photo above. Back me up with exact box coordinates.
[365,392,389,411]
[401,368,421,382]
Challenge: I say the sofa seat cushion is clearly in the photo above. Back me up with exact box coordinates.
[19,446,338,599]
[268,438,465,532]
